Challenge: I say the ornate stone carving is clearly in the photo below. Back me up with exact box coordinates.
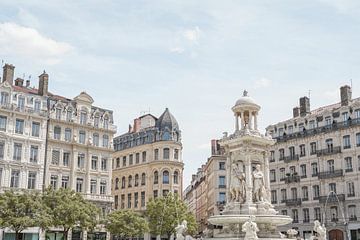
[175,220,187,240]
[313,220,326,240]
[252,164,265,202]
[242,216,259,240]
[230,162,246,203]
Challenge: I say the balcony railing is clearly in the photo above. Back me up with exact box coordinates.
[349,216,357,221]
[284,154,299,163]
[285,198,302,206]
[318,194,345,204]
[317,146,341,156]
[218,185,226,188]
[274,118,360,142]
[318,169,344,179]
[285,175,300,184]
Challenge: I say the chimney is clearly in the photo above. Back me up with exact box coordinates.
[38,71,49,96]
[26,80,30,88]
[293,107,300,118]
[14,78,24,86]
[340,85,352,106]
[133,118,141,133]
[299,97,310,117]
[2,64,15,85]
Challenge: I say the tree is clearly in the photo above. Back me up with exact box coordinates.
[43,187,99,240]
[146,193,197,239]
[0,190,50,240]
[105,210,149,238]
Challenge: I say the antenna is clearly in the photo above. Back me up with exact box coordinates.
[308,90,311,99]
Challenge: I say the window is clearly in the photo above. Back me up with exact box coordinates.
[348,182,355,197]
[134,174,139,187]
[13,143,22,161]
[127,193,132,208]
[116,158,120,168]
[174,149,179,160]
[54,126,61,140]
[309,120,315,129]
[153,190,158,198]
[314,208,321,221]
[0,142,4,160]
[0,116,7,131]
[299,123,305,132]
[357,133,360,147]
[89,179,96,194]
[163,171,169,184]
[326,138,333,152]
[303,209,310,222]
[300,164,307,178]
[289,146,295,157]
[174,171,179,184]
[302,186,308,200]
[349,205,356,220]
[115,178,119,190]
[66,110,72,121]
[62,176,69,188]
[77,153,85,168]
[135,153,140,164]
[290,166,296,174]
[279,149,285,160]
[154,171,159,184]
[329,183,336,193]
[134,192,139,208]
[154,149,159,160]
[128,175,132,187]
[50,175,58,189]
[300,144,306,157]
[281,210,288,216]
[343,135,351,149]
[31,122,40,137]
[163,148,170,159]
[122,156,126,167]
[10,170,20,188]
[79,131,86,144]
[27,172,36,189]
[291,188,297,199]
[270,151,275,162]
[18,96,25,110]
[288,125,293,134]
[142,151,147,162]
[34,100,41,112]
[219,192,226,202]
[76,178,83,192]
[91,156,98,170]
[114,195,119,209]
[0,92,9,104]
[219,176,226,187]
[292,209,299,223]
[103,117,109,129]
[356,109,360,119]
[64,128,71,142]
[30,146,38,163]
[325,116,332,126]
[63,152,70,166]
[103,135,109,147]
[56,108,62,120]
[15,119,24,134]
[271,190,277,203]
[100,181,107,195]
[278,128,284,137]
[327,160,334,172]
[129,154,133,165]
[141,173,146,185]
[141,191,145,207]
[121,194,125,209]
[280,168,285,180]
[311,163,318,176]
[101,158,107,171]
[313,185,320,199]
[281,189,287,202]
[121,177,126,189]
[270,170,276,182]
[219,162,226,170]
[310,142,317,155]
[94,115,100,128]
[345,157,353,172]
[80,111,87,125]
[90,133,99,146]
[52,150,60,165]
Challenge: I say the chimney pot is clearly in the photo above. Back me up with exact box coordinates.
[340,85,352,106]
[14,78,24,86]
[2,64,15,85]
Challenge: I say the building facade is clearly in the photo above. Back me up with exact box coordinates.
[112,109,183,238]
[266,85,360,240]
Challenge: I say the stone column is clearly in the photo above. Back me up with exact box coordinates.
[240,112,244,130]
[235,114,239,132]
[254,112,258,130]
[263,151,271,201]
[248,112,253,130]
[245,152,253,204]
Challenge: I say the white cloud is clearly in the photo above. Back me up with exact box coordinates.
[323,89,338,101]
[197,143,210,150]
[170,46,185,54]
[183,26,200,43]
[0,22,73,65]
[254,78,271,89]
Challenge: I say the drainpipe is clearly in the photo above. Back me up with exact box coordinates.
[42,97,50,192]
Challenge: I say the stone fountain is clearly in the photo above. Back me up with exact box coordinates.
[206,91,293,240]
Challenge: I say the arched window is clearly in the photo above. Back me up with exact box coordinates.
[163,171,169,184]
[121,177,126,189]
[163,148,170,159]
[174,171,179,184]
[79,131,86,144]
[56,108,62,120]
[141,173,146,185]
[115,178,119,190]
[162,131,171,141]
[65,128,72,142]
[93,133,99,146]
[66,109,72,121]
[128,175,132,187]
[80,111,87,125]
[154,171,159,184]
[135,174,139,187]
[103,135,109,147]
[54,126,61,140]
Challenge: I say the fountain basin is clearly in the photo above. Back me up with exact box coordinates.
[208,214,292,226]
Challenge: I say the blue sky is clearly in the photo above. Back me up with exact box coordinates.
[1,0,360,186]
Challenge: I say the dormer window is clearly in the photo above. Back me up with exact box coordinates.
[66,109,72,121]
[325,116,332,126]
[80,111,87,125]
[298,123,304,131]
[278,128,284,137]
[56,108,62,120]
[103,117,109,129]
[342,112,349,122]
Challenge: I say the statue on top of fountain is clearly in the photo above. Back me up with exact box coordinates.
[253,164,265,202]
[230,162,246,203]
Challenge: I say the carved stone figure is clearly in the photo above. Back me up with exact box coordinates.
[242,217,259,240]
[175,220,187,240]
[279,232,286,239]
[313,220,326,240]
[252,164,265,202]
[287,229,298,239]
[230,163,246,203]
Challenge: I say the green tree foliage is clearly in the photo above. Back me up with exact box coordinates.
[43,187,99,240]
[146,193,197,238]
[105,210,149,237]
[0,190,51,240]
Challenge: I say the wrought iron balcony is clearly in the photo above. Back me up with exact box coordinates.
[285,198,302,206]
[218,185,226,188]
[316,146,341,157]
[318,169,344,179]
[349,216,357,221]
[318,194,345,204]
[284,154,299,163]
[285,175,300,184]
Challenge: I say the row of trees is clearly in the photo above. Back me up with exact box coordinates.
[0,188,197,240]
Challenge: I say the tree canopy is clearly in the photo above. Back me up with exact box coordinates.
[105,210,149,237]
[146,193,197,238]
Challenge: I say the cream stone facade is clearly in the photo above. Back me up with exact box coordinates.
[112,109,184,239]
[266,85,360,240]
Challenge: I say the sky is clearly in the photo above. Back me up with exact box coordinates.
[1,0,360,187]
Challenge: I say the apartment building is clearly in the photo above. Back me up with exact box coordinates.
[266,85,360,240]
